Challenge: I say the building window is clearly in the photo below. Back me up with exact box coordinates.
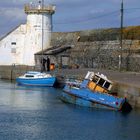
[11,42,16,45]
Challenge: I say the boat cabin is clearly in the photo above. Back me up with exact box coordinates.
[85,71,113,93]
[19,71,52,79]
[23,71,41,78]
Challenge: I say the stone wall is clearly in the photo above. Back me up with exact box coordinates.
[52,32,140,72]
[113,82,140,108]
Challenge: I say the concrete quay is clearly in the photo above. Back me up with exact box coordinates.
[55,68,140,87]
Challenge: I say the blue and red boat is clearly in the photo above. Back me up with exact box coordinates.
[16,71,56,87]
[61,71,132,112]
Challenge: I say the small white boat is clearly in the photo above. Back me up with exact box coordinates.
[16,71,56,87]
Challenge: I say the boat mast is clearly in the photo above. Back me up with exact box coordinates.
[41,0,44,71]
[119,0,124,71]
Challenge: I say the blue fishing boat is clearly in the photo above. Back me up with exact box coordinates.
[61,71,132,112]
[16,71,56,87]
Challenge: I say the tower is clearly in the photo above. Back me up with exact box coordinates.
[23,1,55,65]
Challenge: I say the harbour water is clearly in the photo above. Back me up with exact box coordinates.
[0,80,140,140]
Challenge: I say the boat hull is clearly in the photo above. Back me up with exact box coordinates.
[16,77,56,87]
[61,85,131,112]
[61,91,118,110]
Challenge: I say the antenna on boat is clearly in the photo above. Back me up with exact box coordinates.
[119,0,124,71]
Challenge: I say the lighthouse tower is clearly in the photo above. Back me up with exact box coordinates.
[23,1,55,65]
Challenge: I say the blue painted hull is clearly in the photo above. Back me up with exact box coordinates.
[16,77,56,87]
[61,85,127,111]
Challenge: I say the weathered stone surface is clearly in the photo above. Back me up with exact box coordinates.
[51,32,140,72]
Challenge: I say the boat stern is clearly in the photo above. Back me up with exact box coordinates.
[120,98,132,113]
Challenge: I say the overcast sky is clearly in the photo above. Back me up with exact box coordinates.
[0,0,140,37]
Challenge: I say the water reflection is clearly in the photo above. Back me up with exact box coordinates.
[0,80,139,140]
[0,80,60,110]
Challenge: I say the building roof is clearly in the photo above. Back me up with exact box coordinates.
[35,45,72,55]
[0,24,21,41]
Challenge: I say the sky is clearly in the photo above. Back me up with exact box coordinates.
[0,0,140,37]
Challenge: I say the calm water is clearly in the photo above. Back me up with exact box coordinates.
[0,80,140,140]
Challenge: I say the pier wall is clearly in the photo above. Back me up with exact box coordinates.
[115,83,140,108]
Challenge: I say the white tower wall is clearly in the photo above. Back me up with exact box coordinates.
[26,13,52,49]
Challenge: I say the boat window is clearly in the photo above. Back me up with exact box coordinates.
[97,78,105,87]
[74,83,80,88]
[70,83,80,89]
[92,75,99,83]
[25,75,34,77]
[103,81,111,89]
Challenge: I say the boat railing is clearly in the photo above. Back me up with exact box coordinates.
[24,4,55,14]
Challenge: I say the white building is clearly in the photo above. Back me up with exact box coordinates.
[0,2,55,66]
